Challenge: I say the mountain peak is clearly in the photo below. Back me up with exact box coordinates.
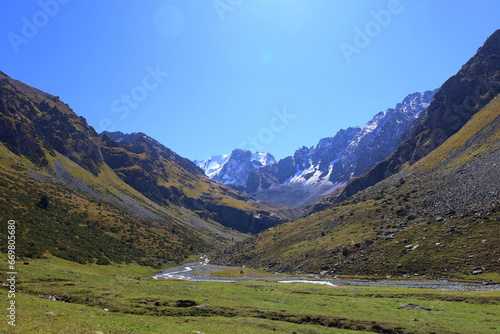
[196,90,435,207]
[195,148,276,185]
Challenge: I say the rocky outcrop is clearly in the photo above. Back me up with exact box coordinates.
[0,71,103,174]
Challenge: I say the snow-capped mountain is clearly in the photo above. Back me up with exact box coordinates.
[197,90,436,207]
[195,149,276,185]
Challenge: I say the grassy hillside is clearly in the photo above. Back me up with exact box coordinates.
[100,133,296,234]
[0,140,249,267]
[214,95,500,278]
[0,69,297,268]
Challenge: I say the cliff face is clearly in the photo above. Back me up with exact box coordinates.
[0,71,103,174]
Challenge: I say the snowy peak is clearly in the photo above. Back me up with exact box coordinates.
[197,90,436,207]
[397,90,435,117]
[195,149,276,185]
[355,91,435,140]
[251,151,276,167]
[194,154,230,179]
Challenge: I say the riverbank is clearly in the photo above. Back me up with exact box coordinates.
[151,258,500,291]
[11,254,500,333]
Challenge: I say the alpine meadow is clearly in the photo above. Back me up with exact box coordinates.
[1,1,499,333]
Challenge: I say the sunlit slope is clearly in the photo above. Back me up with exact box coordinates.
[0,70,280,266]
[214,96,500,278]
[100,132,296,234]
[338,29,500,201]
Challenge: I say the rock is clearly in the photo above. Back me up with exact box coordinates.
[45,312,57,316]
[342,248,349,256]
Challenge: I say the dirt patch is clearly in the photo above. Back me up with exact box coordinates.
[175,300,198,307]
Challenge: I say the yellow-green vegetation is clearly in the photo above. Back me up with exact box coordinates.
[0,68,289,272]
[221,193,499,278]
[0,142,246,267]
[216,97,500,278]
[1,254,499,333]
[417,95,500,170]
[99,133,294,230]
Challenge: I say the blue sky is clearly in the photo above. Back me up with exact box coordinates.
[1,0,499,161]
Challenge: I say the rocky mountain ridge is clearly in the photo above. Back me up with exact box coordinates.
[197,90,435,207]
[195,150,276,184]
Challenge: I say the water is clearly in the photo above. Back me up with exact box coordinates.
[150,257,500,290]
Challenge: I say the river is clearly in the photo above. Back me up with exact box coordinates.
[150,257,500,291]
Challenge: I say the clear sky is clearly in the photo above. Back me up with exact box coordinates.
[1,1,499,161]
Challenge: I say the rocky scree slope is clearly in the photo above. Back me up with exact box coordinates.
[214,95,500,277]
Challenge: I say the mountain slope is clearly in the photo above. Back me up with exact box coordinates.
[214,94,500,277]
[213,31,500,277]
[0,71,102,174]
[0,71,291,267]
[100,131,293,233]
[195,149,276,184]
[339,29,500,201]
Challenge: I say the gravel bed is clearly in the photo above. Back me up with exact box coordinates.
[149,261,500,291]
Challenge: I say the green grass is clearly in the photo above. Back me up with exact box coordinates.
[1,254,499,333]
[0,144,247,267]
[209,267,283,277]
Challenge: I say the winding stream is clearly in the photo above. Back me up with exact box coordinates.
[151,257,500,291]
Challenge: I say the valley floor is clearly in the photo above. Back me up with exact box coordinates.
[152,259,500,291]
[2,254,500,334]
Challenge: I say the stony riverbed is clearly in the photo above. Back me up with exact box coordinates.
[150,257,500,291]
